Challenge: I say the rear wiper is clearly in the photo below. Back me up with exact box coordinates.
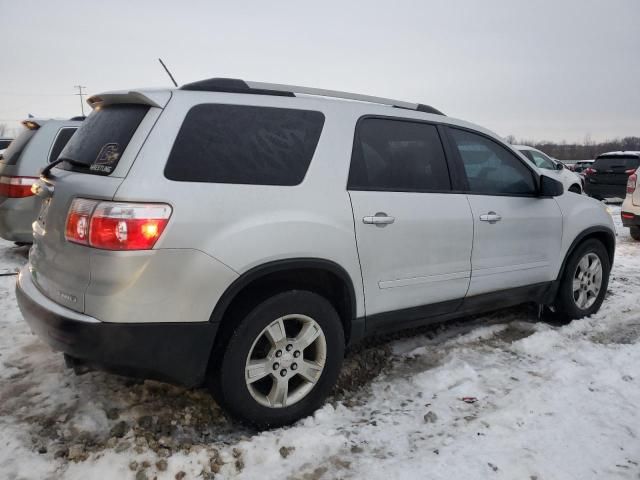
[40,157,86,178]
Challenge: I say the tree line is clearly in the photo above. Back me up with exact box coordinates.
[505,135,640,161]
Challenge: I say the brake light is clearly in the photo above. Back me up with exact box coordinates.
[0,176,38,198]
[584,167,596,175]
[625,168,637,175]
[628,173,637,194]
[65,199,171,250]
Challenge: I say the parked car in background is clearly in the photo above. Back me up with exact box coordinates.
[0,117,82,243]
[0,137,14,157]
[515,145,583,193]
[572,159,595,174]
[584,152,640,201]
[621,169,640,240]
[16,79,615,428]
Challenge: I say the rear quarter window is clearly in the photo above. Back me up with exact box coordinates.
[48,127,78,163]
[58,104,150,175]
[164,104,325,186]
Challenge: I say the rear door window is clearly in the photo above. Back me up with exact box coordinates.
[58,104,150,175]
[348,118,451,192]
[165,104,325,186]
[0,129,36,165]
[48,127,78,163]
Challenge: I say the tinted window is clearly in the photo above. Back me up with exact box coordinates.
[348,118,450,192]
[59,104,149,175]
[593,155,639,170]
[48,127,77,163]
[165,104,325,186]
[0,140,12,150]
[450,128,536,195]
[0,130,36,165]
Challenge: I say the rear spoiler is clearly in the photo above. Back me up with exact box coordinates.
[87,90,172,110]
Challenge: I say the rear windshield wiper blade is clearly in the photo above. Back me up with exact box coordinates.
[40,157,86,178]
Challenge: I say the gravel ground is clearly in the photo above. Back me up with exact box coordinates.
[0,206,638,479]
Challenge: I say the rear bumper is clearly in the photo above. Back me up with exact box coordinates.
[621,211,640,228]
[16,266,219,387]
[583,182,626,200]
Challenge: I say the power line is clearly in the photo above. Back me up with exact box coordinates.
[74,85,87,117]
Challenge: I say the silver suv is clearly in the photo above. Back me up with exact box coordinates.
[16,78,615,428]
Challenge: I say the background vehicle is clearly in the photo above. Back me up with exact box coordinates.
[515,145,583,193]
[16,79,615,428]
[622,169,640,240]
[572,159,595,174]
[0,137,13,157]
[584,152,639,201]
[0,118,82,243]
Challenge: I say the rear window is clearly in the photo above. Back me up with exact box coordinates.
[48,127,77,163]
[165,104,325,186]
[0,130,36,165]
[58,104,149,175]
[593,155,639,170]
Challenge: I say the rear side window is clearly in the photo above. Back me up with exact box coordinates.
[348,118,451,192]
[48,127,77,163]
[0,130,36,165]
[593,155,639,170]
[165,104,325,186]
[59,104,149,175]
[450,128,537,196]
[0,140,12,150]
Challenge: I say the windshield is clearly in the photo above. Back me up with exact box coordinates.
[0,129,36,165]
[58,104,149,175]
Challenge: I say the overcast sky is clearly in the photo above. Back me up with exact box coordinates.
[2,0,639,142]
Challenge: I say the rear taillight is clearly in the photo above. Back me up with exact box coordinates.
[625,168,637,175]
[628,173,638,194]
[584,167,596,176]
[0,176,38,198]
[65,199,172,250]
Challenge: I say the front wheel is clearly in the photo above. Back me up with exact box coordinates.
[210,290,345,429]
[630,226,640,241]
[555,239,610,320]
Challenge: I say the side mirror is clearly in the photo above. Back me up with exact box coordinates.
[555,162,564,170]
[540,175,564,197]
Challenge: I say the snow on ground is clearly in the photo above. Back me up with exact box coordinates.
[1,207,639,480]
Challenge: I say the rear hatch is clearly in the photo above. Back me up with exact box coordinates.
[29,94,167,313]
[589,154,639,187]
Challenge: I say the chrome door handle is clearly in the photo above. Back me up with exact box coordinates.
[479,211,502,223]
[363,212,395,226]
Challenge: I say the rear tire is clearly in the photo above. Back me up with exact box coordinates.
[554,239,610,320]
[630,226,640,241]
[209,290,344,429]
[568,184,581,194]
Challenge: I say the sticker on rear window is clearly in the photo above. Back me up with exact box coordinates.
[90,143,121,173]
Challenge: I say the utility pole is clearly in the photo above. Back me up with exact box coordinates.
[74,85,87,117]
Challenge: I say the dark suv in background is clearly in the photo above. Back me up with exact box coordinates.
[584,152,639,200]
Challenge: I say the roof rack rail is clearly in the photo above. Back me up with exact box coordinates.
[180,78,444,115]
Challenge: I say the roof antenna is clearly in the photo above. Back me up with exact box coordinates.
[158,58,178,87]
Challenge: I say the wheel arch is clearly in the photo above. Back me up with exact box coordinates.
[544,226,615,304]
[209,258,359,346]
